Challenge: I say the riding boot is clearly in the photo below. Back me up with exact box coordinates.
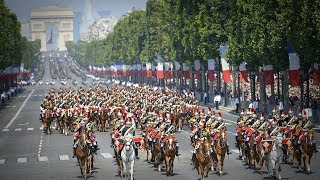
[190,152,196,165]
[72,144,77,158]
[135,148,140,159]
[93,145,98,155]
[227,145,232,155]
[176,146,180,156]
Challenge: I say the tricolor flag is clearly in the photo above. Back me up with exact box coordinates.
[146,62,152,77]
[239,62,248,83]
[88,65,92,72]
[282,138,293,148]
[262,140,273,152]
[183,63,190,80]
[164,62,173,79]
[156,55,164,79]
[46,29,53,45]
[151,63,156,77]
[142,64,146,76]
[174,61,181,78]
[136,62,142,77]
[122,64,128,76]
[194,60,201,80]
[102,66,106,75]
[220,46,232,82]
[208,59,215,81]
[313,63,319,85]
[263,65,274,85]
[93,66,97,73]
[288,43,300,87]
[116,61,122,76]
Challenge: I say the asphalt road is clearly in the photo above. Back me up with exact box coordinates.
[0,56,319,180]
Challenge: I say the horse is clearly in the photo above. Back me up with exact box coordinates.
[266,132,283,180]
[301,129,315,173]
[42,110,52,134]
[212,129,227,175]
[121,133,135,180]
[75,127,91,179]
[163,134,177,176]
[194,138,212,180]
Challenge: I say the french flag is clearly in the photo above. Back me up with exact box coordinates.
[146,62,152,77]
[288,43,300,87]
[208,59,215,81]
[122,64,128,76]
[239,62,248,83]
[183,63,190,80]
[151,63,156,77]
[156,55,164,79]
[116,61,122,76]
[220,46,232,82]
[263,65,274,85]
[194,60,201,80]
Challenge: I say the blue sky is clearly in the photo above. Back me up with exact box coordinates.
[4,0,147,22]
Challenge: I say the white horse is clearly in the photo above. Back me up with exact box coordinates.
[121,129,135,180]
[266,132,283,180]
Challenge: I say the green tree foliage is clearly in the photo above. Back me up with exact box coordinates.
[0,0,22,68]
[20,38,41,69]
[67,0,318,71]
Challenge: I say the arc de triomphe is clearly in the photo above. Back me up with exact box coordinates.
[31,6,74,52]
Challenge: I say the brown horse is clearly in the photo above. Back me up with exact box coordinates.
[163,134,177,176]
[194,138,212,180]
[213,130,227,176]
[302,129,315,173]
[98,110,107,132]
[42,110,52,134]
[154,138,164,172]
[142,126,152,163]
[75,127,90,179]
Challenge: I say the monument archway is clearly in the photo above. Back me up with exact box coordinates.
[30,6,74,52]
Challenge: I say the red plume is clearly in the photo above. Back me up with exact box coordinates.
[261,112,264,116]
[208,106,211,111]
[202,109,205,113]
[218,112,222,116]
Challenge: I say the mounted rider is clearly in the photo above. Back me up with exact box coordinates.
[72,116,99,158]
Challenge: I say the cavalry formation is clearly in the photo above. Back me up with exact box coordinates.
[235,108,317,179]
[38,84,317,179]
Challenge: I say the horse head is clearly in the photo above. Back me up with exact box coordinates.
[201,138,212,157]
[219,131,227,149]
[274,132,283,149]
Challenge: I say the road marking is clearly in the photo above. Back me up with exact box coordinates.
[22,96,27,98]
[101,152,113,159]
[39,127,43,130]
[231,149,239,154]
[59,155,70,161]
[224,122,232,126]
[0,159,5,164]
[12,106,17,108]
[223,119,236,125]
[27,128,34,131]
[17,157,27,163]
[15,128,22,131]
[18,123,30,126]
[38,156,48,162]
[226,131,237,136]
[34,95,38,96]
[4,89,35,129]
[2,129,9,132]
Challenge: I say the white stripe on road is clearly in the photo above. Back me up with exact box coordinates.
[15,128,22,131]
[4,89,35,129]
[101,152,113,159]
[17,157,27,163]
[231,149,240,154]
[0,159,5,164]
[38,156,48,162]
[27,128,34,131]
[2,129,9,132]
[59,155,70,160]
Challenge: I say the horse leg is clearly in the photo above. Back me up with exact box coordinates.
[84,158,87,179]
[122,161,127,178]
[165,156,170,176]
[307,154,311,173]
[130,160,134,180]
